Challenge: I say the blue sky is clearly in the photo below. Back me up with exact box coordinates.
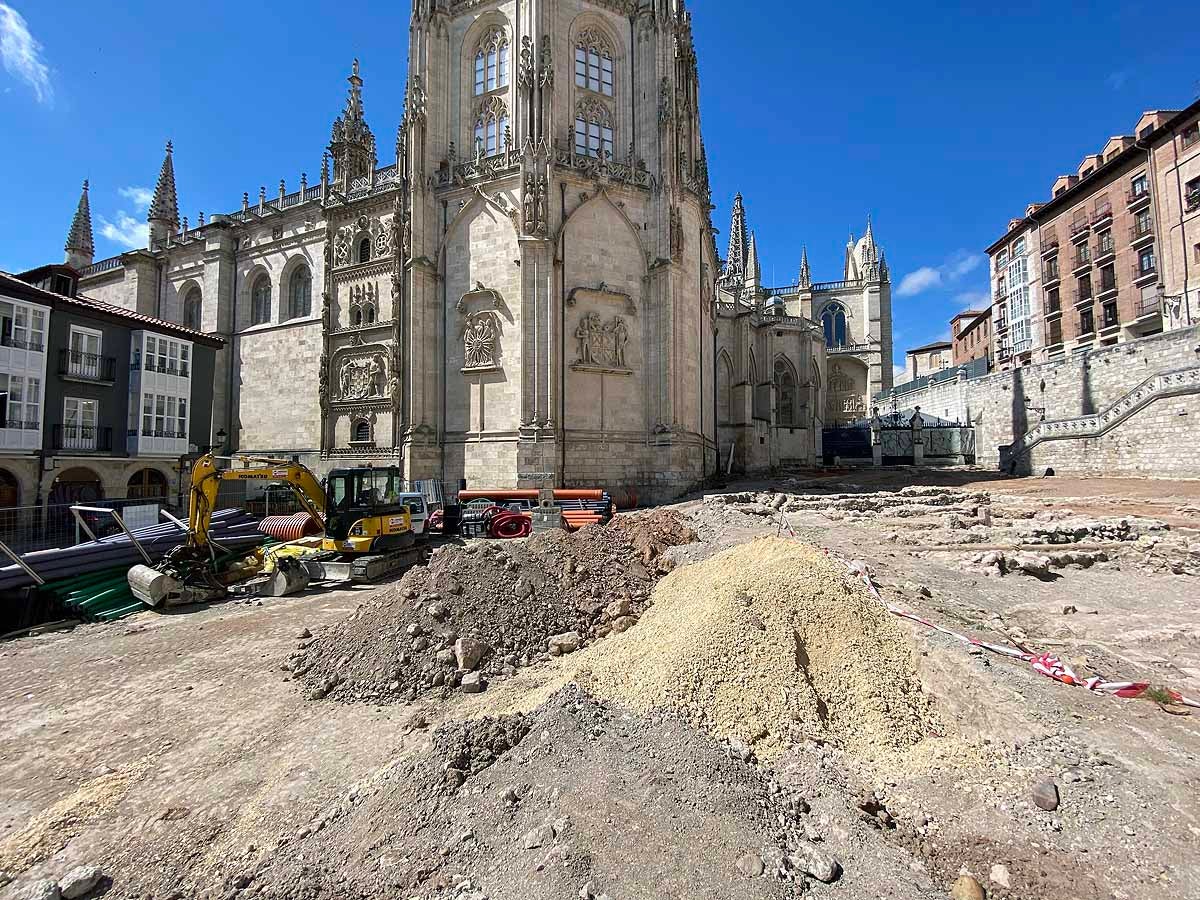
[1,0,1197,374]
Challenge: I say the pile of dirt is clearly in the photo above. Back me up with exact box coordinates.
[292,512,697,703]
[580,536,935,761]
[240,686,836,900]
[609,508,697,570]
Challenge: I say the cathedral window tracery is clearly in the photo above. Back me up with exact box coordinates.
[821,302,848,349]
[474,28,510,96]
[774,358,798,426]
[574,29,614,97]
[473,96,509,157]
[287,266,312,320]
[574,99,614,160]
[250,275,271,327]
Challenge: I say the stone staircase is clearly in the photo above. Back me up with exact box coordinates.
[1008,365,1200,462]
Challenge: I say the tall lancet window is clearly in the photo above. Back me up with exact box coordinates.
[574,99,614,160]
[575,29,614,96]
[821,302,848,349]
[474,28,509,96]
[473,97,509,157]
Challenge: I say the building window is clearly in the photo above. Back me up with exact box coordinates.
[0,374,40,429]
[1139,124,1154,139]
[1102,300,1119,329]
[1080,308,1095,335]
[1099,264,1116,292]
[773,359,797,426]
[1186,177,1200,212]
[62,397,97,450]
[473,96,509,157]
[1138,246,1156,276]
[288,266,312,320]
[1134,208,1153,238]
[821,303,848,349]
[1048,318,1062,346]
[1046,287,1061,313]
[351,419,373,444]
[575,30,614,96]
[1194,243,1200,265]
[1183,123,1200,149]
[1097,230,1113,256]
[473,27,509,96]
[1013,237,1026,256]
[1077,274,1093,303]
[357,238,372,264]
[0,301,46,352]
[1130,173,1149,198]
[183,287,202,330]
[574,99,614,160]
[250,275,271,326]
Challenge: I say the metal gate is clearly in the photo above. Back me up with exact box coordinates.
[823,426,870,463]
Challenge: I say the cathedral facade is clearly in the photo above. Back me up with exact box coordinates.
[711,194,893,469]
[62,0,889,498]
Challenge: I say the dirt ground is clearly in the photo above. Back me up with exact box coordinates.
[2,470,1200,900]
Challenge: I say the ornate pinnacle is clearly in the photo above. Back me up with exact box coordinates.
[148,140,180,227]
[64,179,94,260]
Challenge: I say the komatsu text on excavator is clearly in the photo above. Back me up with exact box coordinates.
[128,454,428,606]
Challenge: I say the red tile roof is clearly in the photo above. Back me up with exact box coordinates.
[0,270,223,347]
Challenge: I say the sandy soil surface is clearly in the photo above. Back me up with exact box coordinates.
[2,470,1199,900]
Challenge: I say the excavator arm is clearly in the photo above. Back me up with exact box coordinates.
[186,454,327,551]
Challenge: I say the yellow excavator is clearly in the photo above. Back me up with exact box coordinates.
[128,454,427,606]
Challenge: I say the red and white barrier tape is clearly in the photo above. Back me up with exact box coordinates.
[776,510,1200,710]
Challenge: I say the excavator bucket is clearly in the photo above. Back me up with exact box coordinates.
[127,564,180,607]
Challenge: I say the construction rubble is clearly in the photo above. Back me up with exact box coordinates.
[3,474,1200,900]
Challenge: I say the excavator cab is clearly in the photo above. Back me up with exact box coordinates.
[321,466,415,555]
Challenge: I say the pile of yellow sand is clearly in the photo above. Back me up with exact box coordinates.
[579,537,933,760]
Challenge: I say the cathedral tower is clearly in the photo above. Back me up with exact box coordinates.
[377,0,720,496]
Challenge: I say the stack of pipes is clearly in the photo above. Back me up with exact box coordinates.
[0,509,265,592]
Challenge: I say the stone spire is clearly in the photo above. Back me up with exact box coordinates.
[329,59,377,185]
[798,245,811,289]
[879,249,890,283]
[148,141,180,244]
[720,193,749,287]
[64,179,94,270]
[745,231,761,289]
[860,215,881,281]
[844,230,860,282]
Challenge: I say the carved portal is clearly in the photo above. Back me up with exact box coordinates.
[572,313,631,374]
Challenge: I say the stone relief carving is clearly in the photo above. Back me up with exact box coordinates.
[338,353,388,401]
[389,343,402,403]
[334,216,391,268]
[522,173,548,236]
[462,312,501,372]
[517,35,535,89]
[318,352,329,406]
[539,35,554,88]
[572,312,631,373]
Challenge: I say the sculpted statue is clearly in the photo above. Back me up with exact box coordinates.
[869,407,883,446]
[575,312,601,365]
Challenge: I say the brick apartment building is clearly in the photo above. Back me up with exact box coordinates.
[951,308,992,368]
[986,99,1200,366]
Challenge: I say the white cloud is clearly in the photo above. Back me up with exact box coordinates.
[99,212,149,250]
[946,252,984,279]
[897,266,941,297]
[118,186,154,210]
[896,252,987,298]
[0,4,52,105]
